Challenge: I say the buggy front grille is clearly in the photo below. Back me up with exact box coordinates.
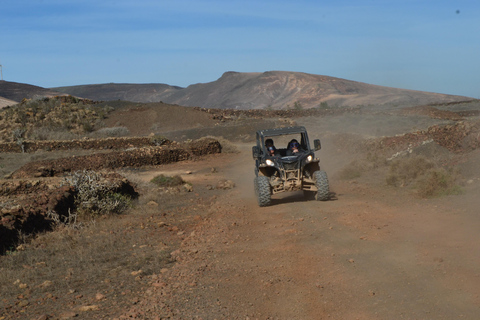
[283,161,298,171]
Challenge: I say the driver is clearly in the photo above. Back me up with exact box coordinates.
[265,138,279,156]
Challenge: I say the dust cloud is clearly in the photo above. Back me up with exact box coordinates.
[296,112,480,188]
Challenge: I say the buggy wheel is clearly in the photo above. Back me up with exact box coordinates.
[313,170,330,201]
[254,176,271,207]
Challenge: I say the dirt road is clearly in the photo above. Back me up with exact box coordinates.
[121,143,480,319]
[2,98,480,319]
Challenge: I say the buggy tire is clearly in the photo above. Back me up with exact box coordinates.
[255,176,271,207]
[313,170,330,201]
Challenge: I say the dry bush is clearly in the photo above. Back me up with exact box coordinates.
[415,168,463,198]
[386,156,434,187]
[0,96,114,143]
[46,209,81,229]
[90,126,130,138]
[366,151,388,168]
[335,152,387,180]
[64,170,132,219]
[149,134,168,146]
[29,127,78,141]
[386,155,463,197]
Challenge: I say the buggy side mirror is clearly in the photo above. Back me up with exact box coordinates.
[314,139,321,151]
[252,146,262,159]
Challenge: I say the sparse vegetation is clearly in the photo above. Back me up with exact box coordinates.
[151,174,185,187]
[46,208,81,229]
[64,170,133,219]
[91,126,130,138]
[386,155,462,197]
[335,150,463,198]
[318,101,330,110]
[336,151,387,180]
[0,96,114,143]
[415,167,463,198]
[366,151,388,169]
[337,160,365,180]
[386,156,434,187]
[12,127,26,152]
[0,206,175,318]
[293,101,303,110]
[149,134,168,146]
[28,126,78,141]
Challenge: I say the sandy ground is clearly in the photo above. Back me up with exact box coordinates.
[109,142,480,319]
[2,107,480,319]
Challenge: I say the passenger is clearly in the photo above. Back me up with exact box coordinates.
[287,139,302,156]
[265,138,279,156]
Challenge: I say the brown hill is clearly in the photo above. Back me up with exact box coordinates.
[0,80,66,103]
[53,83,181,103]
[52,71,473,109]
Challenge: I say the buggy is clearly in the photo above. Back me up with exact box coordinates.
[252,126,329,206]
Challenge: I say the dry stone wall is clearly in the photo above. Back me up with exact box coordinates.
[0,136,168,153]
[10,138,221,179]
[1,137,221,254]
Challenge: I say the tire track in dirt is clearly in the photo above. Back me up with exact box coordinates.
[219,145,480,318]
[120,143,480,319]
[218,146,480,319]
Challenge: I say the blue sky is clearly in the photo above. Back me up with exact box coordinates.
[1,0,479,97]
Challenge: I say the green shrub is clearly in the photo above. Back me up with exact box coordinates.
[82,121,94,133]
[318,101,330,110]
[293,101,303,110]
[151,174,184,187]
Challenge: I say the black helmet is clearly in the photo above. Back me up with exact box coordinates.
[288,139,299,149]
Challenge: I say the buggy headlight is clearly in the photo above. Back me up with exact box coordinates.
[266,159,274,166]
[306,155,313,162]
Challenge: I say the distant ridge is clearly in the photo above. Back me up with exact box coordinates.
[53,83,182,103]
[2,71,472,110]
[52,71,473,110]
[0,80,65,103]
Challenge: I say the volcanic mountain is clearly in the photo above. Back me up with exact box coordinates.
[52,71,472,109]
